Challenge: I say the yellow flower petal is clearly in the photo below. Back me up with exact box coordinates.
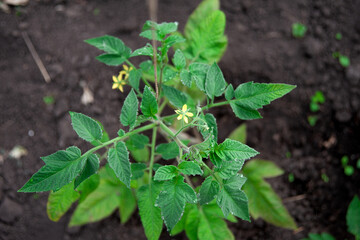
[177,114,183,120]
[113,75,119,82]
[182,104,188,112]
[124,73,129,80]
[129,67,133,71]
[119,85,124,92]
[123,65,129,71]
[121,81,126,85]
[175,110,181,114]
[112,83,119,89]
[186,112,194,117]
[184,116,188,123]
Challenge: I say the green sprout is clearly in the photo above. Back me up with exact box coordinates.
[321,173,329,183]
[93,8,100,16]
[288,173,295,183]
[339,55,350,68]
[344,165,354,176]
[357,159,360,169]
[307,116,318,127]
[292,23,307,38]
[286,151,292,158]
[342,155,349,167]
[335,32,342,40]
[43,95,55,105]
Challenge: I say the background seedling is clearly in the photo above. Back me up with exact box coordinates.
[321,173,329,183]
[288,173,295,183]
[43,95,55,105]
[335,32,342,40]
[292,23,307,38]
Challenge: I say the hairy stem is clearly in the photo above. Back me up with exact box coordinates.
[148,126,158,182]
[83,123,157,158]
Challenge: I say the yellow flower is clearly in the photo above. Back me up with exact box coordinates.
[112,64,133,92]
[175,104,194,123]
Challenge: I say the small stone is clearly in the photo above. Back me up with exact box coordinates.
[0,197,23,223]
[18,22,28,30]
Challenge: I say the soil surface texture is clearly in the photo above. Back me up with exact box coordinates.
[1,0,359,239]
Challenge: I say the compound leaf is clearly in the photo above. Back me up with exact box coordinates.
[69,112,102,142]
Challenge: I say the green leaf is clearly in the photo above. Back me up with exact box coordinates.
[180,70,192,87]
[216,139,258,162]
[128,69,142,91]
[156,175,197,231]
[205,63,226,99]
[154,165,179,181]
[231,82,296,120]
[90,121,110,147]
[189,62,209,92]
[137,182,163,240]
[164,34,186,47]
[77,173,100,203]
[199,113,218,142]
[242,159,284,179]
[69,112,102,142]
[302,233,335,240]
[198,204,235,240]
[156,142,179,160]
[126,134,150,150]
[130,44,153,57]
[199,176,220,205]
[96,54,128,66]
[158,22,178,36]
[47,182,80,222]
[184,0,219,37]
[118,184,137,223]
[69,177,120,226]
[230,102,262,120]
[85,35,128,54]
[173,49,186,70]
[162,85,187,109]
[225,84,234,100]
[217,174,249,221]
[130,147,150,162]
[346,195,360,238]
[131,163,147,180]
[141,86,158,118]
[242,160,297,230]
[107,141,131,188]
[186,10,227,63]
[74,154,99,188]
[215,159,245,179]
[178,161,203,176]
[171,204,194,236]
[120,89,138,129]
[18,147,85,192]
[228,123,247,144]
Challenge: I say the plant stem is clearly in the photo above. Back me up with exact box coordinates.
[202,99,234,111]
[158,121,189,152]
[83,123,157,158]
[148,126,158,182]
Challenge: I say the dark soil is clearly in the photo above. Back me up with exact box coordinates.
[1,0,360,239]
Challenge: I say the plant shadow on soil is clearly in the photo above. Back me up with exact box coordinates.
[0,0,359,239]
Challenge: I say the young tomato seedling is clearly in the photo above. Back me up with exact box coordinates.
[19,1,296,239]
